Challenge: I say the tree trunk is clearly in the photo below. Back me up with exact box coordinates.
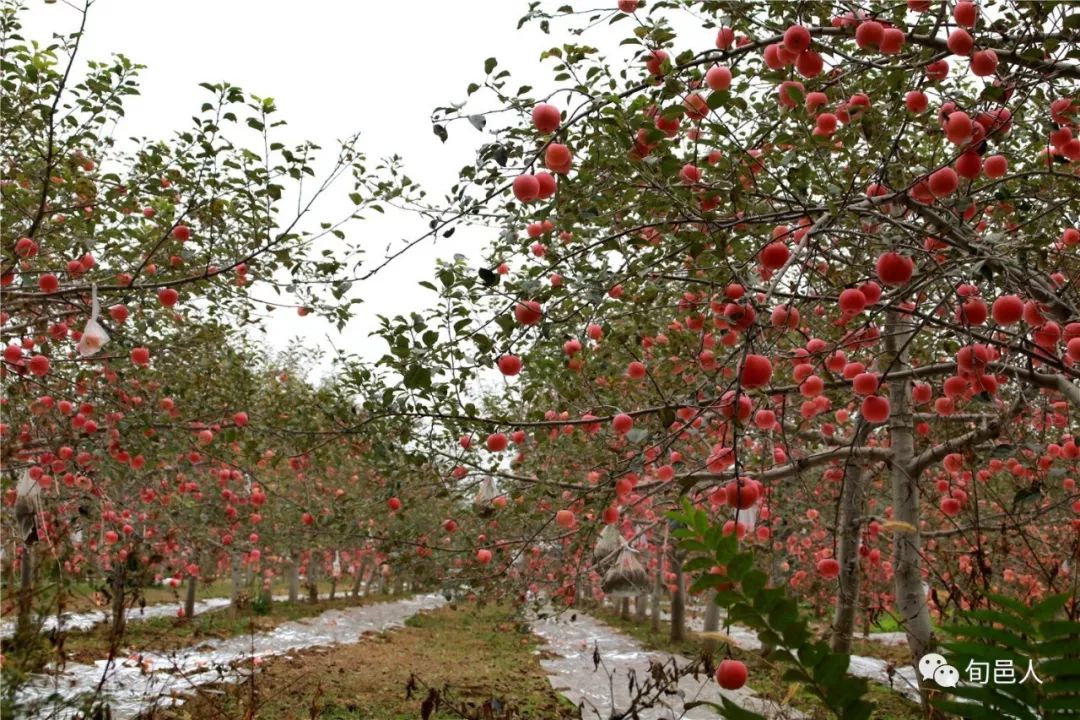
[669,550,686,644]
[351,559,368,598]
[184,571,198,621]
[831,423,872,655]
[634,593,647,623]
[885,310,935,691]
[307,557,319,603]
[287,556,300,602]
[861,589,872,638]
[109,561,127,644]
[230,553,242,609]
[619,597,630,620]
[15,544,34,644]
[701,589,722,656]
[651,530,666,633]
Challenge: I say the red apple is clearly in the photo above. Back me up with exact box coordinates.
[532,103,561,133]
[861,395,891,423]
[512,174,540,203]
[716,659,748,690]
[875,251,914,286]
[158,288,179,307]
[739,354,773,388]
[497,354,522,376]
[514,300,543,325]
[38,273,59,293]
[705,65,732,91]
[817,558,841,579]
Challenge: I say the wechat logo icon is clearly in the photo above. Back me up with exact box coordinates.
[919,653,959,688]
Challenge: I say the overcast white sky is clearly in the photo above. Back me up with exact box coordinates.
[19,0,583,378]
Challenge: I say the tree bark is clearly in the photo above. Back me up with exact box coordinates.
[651,529,666,633]
[287,555,300,603]
[306,556,319,603]
[183,570,198,621]
[229,552,242,609]
[619,596,630,620]
[634,593,647,623]
[831,424,872,655]
[701,589,721,656]
[356,561,373,600]
[15,544,34,644]
[350,564,364,598]
[885,310,935,690]
[669,549,686,644]
[109,561,127,644]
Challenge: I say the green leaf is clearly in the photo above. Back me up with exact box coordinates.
[1039,658,1080,676]
[839,698,874,720]
[942,621,1030,650]
[683,556,717,572]
[726,552,753,580]
[798,643,826,668]
[783,623,810,649]
[813,651,849,687]
[942,640,1026,663]
[1039,620,1080,640]
[768,598,799,632]
[403,365,432,390]
[935,684,1039,720]
[741,569,767,597]
[1032,594,1071,621]
[684,698,765,720]
[707,90,729,109]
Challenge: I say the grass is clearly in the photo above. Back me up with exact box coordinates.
[868,614,904,633]
[592,606,924,720]
[150,601,579,720]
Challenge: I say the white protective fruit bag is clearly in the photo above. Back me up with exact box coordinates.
[15,467,41,543]
[592,522,621,563]
[601,540,649,598]
[473,476,496,516]
[77,284,110,357]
